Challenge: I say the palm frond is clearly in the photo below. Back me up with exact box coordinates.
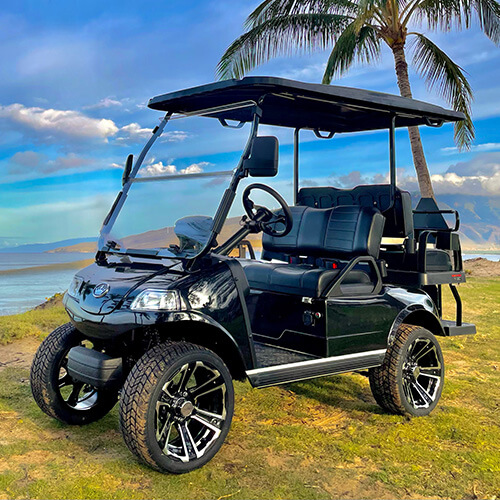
[473,0,500,43]
[217,13,353,80]
[353,0,386,31]
[245,0,290,29]
[416,0,500,42]
[245,0,359,29]
[415,0,469,31]
[322,23,381,83]
[411,33,474,148]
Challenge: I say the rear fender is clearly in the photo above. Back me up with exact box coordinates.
[388,305,445,346]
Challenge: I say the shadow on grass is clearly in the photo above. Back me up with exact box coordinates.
[285,372,386,415]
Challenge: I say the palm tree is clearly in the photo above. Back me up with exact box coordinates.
[217,0,500,198]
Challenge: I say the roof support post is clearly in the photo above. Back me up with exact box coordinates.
[293,128,300,205]
[190,105,262,270]
[389,115,396,199]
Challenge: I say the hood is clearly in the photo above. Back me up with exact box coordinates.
[70,261,185,315]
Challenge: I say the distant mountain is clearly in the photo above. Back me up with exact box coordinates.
[26,194,500,254]
[419,195,500,251]
[0,237,96,254]
[48,241,97,253]
[50,217,261,254]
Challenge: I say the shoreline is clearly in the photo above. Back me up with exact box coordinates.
[0,258,94,276]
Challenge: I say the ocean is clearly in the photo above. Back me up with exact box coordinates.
[0,251,498,316]
[0,253,93,316]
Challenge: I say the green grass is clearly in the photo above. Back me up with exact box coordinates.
[0,279,499,499]
[0,294,68,345]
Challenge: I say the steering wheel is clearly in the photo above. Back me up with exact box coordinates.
[242,183,293,237]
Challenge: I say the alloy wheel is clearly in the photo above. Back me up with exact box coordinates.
[58,351,100,411]
[402,338,443,409]
[154,361,227,463]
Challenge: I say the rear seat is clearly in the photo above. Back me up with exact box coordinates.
[240,205,385,297]
[297,184,454,273]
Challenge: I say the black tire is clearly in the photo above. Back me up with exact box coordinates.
[369,324,444,416]
[119,341,234,474]
[30,323,118,425]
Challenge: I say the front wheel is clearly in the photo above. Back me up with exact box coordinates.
[119,342,234,474]
[369,324,444,416]
[30,323,118,425]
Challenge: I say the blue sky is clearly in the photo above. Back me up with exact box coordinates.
[1,0,499,247]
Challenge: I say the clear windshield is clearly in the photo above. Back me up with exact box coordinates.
[100,111,252,259]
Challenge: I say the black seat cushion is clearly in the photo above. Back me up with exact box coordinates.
[262,204,385,260]
[240,260,373,297]
[426,249,452,271]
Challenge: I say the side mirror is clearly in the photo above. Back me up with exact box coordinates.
[122,154,134,186]
[243,136,278,177]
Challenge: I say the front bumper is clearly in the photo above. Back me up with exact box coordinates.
[63,294,206,340]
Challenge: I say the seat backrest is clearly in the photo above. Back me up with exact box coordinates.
[262,205,385,260]
[297,184,413,238]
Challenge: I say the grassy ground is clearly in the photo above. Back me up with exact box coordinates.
[0,279,498,499]
[0,294,68,345]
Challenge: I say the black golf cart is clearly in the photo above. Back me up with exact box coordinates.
[30,77,476,474]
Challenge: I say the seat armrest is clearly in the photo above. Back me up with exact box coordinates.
[323,256,382,297]
[417,230,437,272]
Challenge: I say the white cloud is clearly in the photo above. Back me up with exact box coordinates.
[326,159,500,197]
[446,152,500,177]
[141,160,177,177]
[10,150,43,168]
[162,130,190,142]
[0,103,118,139]
[280,63,326,82]
[180,163,205,174]
[442,143,500,155]
[398,171,500,196]
[8,150,95,175]
[119,122,151,139]
[84,97,124,110]
[117,123,189,143]
[139,160,210,178]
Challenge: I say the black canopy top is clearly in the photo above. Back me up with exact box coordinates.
[148,77,464,134]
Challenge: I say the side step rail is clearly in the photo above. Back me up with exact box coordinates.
[246,349,386,388]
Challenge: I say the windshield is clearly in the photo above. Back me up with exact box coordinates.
[99,109,253,259]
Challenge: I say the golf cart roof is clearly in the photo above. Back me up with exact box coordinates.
[148,76,464,134]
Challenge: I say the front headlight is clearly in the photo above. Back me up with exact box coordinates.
[131,289,181,311]
[67,276,83,298]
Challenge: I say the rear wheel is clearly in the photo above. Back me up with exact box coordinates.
[30,323,118,425]
[369,324,444,416]
[119,341,234,474]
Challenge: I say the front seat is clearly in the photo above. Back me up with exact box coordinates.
[240,205,385,297]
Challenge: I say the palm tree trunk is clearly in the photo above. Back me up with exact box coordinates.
[391,42,435,199]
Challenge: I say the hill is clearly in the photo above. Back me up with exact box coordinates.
[418,194,500,251]
[0,237,96,254]
[48,194,500,254]
[50,217,262,253]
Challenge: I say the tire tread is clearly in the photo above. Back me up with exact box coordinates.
[369,324,422,415]
[30,323,77,420]
[119,341,221,472]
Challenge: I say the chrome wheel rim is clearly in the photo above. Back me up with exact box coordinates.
[58,354,99,411]
[402,338,442,409]
[155,361,227,463]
